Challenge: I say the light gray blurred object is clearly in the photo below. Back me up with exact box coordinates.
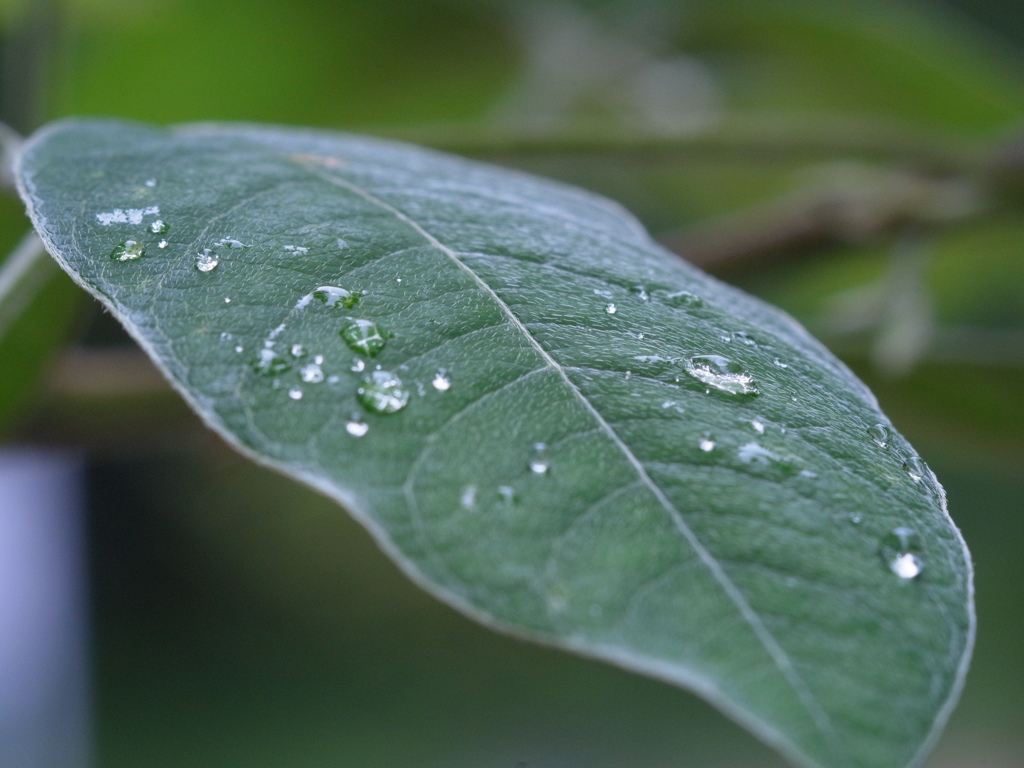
[0,449,90,768]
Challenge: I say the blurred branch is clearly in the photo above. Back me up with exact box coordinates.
[400,117,1014,275]
[402,115,988,175]
[0,230,54,341]
[812,324,1024,370]
[47,347,171,398]
[660,164,985,272]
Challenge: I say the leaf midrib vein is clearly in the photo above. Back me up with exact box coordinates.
[300,162,841,757]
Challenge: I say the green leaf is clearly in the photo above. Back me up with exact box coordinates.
[16,119,973,768]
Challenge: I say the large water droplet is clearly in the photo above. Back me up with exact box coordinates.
[357,370,409,414]
[345,420,369,437]
[300,363,324,383]
[195,249,219,272]
[340,319,390,357]
[431,369,451,391]
[867,424,891,448]
[880,527,923,579]
[109,240,145,262]
[684,355,759,395]
[313,286,360,308]
[903,456,928,482]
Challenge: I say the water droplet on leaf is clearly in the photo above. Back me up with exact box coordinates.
[290,343,306,358]
[662,290,704,309]
[699,436,716,452]
[529,443,549,474]
[345,420,369,437]
[684,355,758,395]
[729,331,757,346]
[195,249,219,272]
[431,369,451,391]
[903,456,927,482]
[300,363,324,383]
[313,286,360,308]
[880,527,923,579]
[357,370,409,414]
[110,240,145,262]
[149,219,169,234]
[252,349,291,376]
[605,303,617,315]
[340,319,390,357]
[867,424,891,448]
[288,387,303,401]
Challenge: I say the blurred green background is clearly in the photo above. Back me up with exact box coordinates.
[1,0,1022,765]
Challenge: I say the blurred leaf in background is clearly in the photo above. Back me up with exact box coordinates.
[0,0,1022,766]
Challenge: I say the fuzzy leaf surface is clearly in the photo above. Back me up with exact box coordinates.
[17,119,973,768]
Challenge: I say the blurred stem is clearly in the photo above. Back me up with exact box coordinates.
[401,116,1008,272]
[0,0,60,135]
[0,121,22,192]
[659,165,985,272]
[402,116,988,175]
[0,230,55,342]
